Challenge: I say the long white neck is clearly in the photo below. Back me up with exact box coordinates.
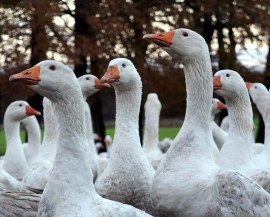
[111,80,144,160]
[217,89,253,169]
[42,89,96,206]
[40,99,57,161]
[3,117,28,178]
[21,116,41,148]
[168,57,213,165]
[143,104,160,150]
[84,102,98,156]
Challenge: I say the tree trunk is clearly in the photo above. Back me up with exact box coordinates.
[28,1,49,123]
[74,0,106,151]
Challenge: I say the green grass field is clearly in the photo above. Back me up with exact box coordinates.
[0,127,180,156]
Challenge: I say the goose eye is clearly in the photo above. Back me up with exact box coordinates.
[255,86,257,89]
[49,65,56,71]
[122,63,126,68]
[19,104,22,107]
[226,74,230,77]
[182,32,188,37]
[86,77,89,80]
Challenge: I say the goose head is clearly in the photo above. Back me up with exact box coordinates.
[5,101,40,122]
[211,98,226,116]
[9,60,80,101]
[100,58,141,90]
[246,82,269,105]
[213,70,247,99]
[145,93,161,111]
[78,74,110,98]
[143,28,208,60]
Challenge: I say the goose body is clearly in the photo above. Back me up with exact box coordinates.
[143,93,163,169]
[143,28,270,216]
[21,115,41,166]
[0,190,40,217]
[95,58,155,215]
[9,60,152,217]
[3,101,40,180]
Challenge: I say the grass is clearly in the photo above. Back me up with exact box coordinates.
[0,127,180,156]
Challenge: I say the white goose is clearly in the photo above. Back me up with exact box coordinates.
[143,28,270,216]
[21,114,41,165]
[9,60,152,217]
[23,97,57,189]
[143,93,163,169]
[211,98,227,150]
[247,83,270,169]
[247,82,269,151]
[95,58,155,215]
[78,74,110,179]
[214,70,270,193]
[3,101,40,180]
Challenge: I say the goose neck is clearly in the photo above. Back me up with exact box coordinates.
[143,108,160,149]
[225,93,253,140]
[182,58,212,130]
[3,117,28,178]
[171,57,213,164]
[114,85,141,142]
[40,102,58,161]
[22,116,41,147]
[44,90,96,198]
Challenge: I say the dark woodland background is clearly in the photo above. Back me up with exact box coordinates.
[0,0,270,143]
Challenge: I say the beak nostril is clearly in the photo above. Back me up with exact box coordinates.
[24,71,31,75]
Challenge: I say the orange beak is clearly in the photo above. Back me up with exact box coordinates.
[217,101,227,110]
[9,65,41,85]
[100,65,120,84]
[95,78,110,89]
[245,82,253,89]
[25,105,41,116]
[143,31,175,47]
[213,76,222,90]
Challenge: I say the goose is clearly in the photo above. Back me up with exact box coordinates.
[143,93,163,169]
[9,60,152,217]
[23,97,57,189]
[3,101,40,180]
[95,58,155,215]
[21,114,41,165]
[78,74,110,179]
[143,28,270,216]
[211,98,227,150]
[247,83,270,170]
[247,82,270,144]
[214,70,270,192]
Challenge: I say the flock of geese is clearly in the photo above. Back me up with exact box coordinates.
[0,28,270,216]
